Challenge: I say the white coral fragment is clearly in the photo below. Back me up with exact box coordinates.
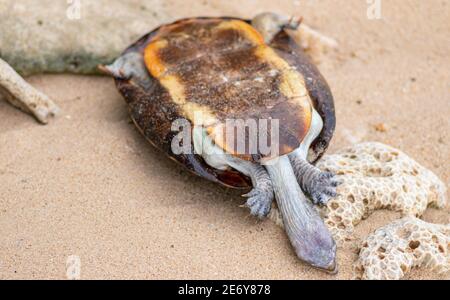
[293,24,338,52]
[316,142,447,244]
[354,217,450,280]
[0,57,59,123]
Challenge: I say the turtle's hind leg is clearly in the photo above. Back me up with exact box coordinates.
[251,12,338,62]
[98,52,152,89]
[251,12,301,43]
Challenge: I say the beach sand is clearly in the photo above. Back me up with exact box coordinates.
[0,0,448,279]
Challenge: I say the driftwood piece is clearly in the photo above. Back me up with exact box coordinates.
[0,58,59,123]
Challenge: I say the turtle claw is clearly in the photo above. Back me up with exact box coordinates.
[289,154,341,206]
[243,188,273,219]
[308,172,340,206]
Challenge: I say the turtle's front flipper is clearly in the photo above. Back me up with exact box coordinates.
[194,127,274,218]
[289,153,339,205]
[238,164,274,218]
[218,157,274,219]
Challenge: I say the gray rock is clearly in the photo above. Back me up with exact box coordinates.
[0,0,170,75]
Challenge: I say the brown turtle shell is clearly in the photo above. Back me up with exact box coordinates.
[113,17,335,189]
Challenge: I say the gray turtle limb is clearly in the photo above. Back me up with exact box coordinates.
[251,12,338,62]
[218,157,274,219]
[0,58,59,124]
[99,52,153,90]
[251,12,302,43]
[289,153,339,205]
[240,163,274,218]
[193,127,274,218]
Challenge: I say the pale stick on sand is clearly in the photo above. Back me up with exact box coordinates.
[294,24,339,51]
[0,57,59,124]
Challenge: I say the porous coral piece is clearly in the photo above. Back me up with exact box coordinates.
[354,217,450,280]
[316,142,446,244]
[0,58,59,123]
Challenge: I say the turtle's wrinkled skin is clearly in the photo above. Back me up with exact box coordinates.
[101,13,338,273]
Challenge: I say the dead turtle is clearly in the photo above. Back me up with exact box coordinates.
[100,13,339,272]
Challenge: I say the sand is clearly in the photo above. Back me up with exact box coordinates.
[0,0,448,279]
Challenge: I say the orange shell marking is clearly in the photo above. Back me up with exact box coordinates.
[143,19,313,158]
